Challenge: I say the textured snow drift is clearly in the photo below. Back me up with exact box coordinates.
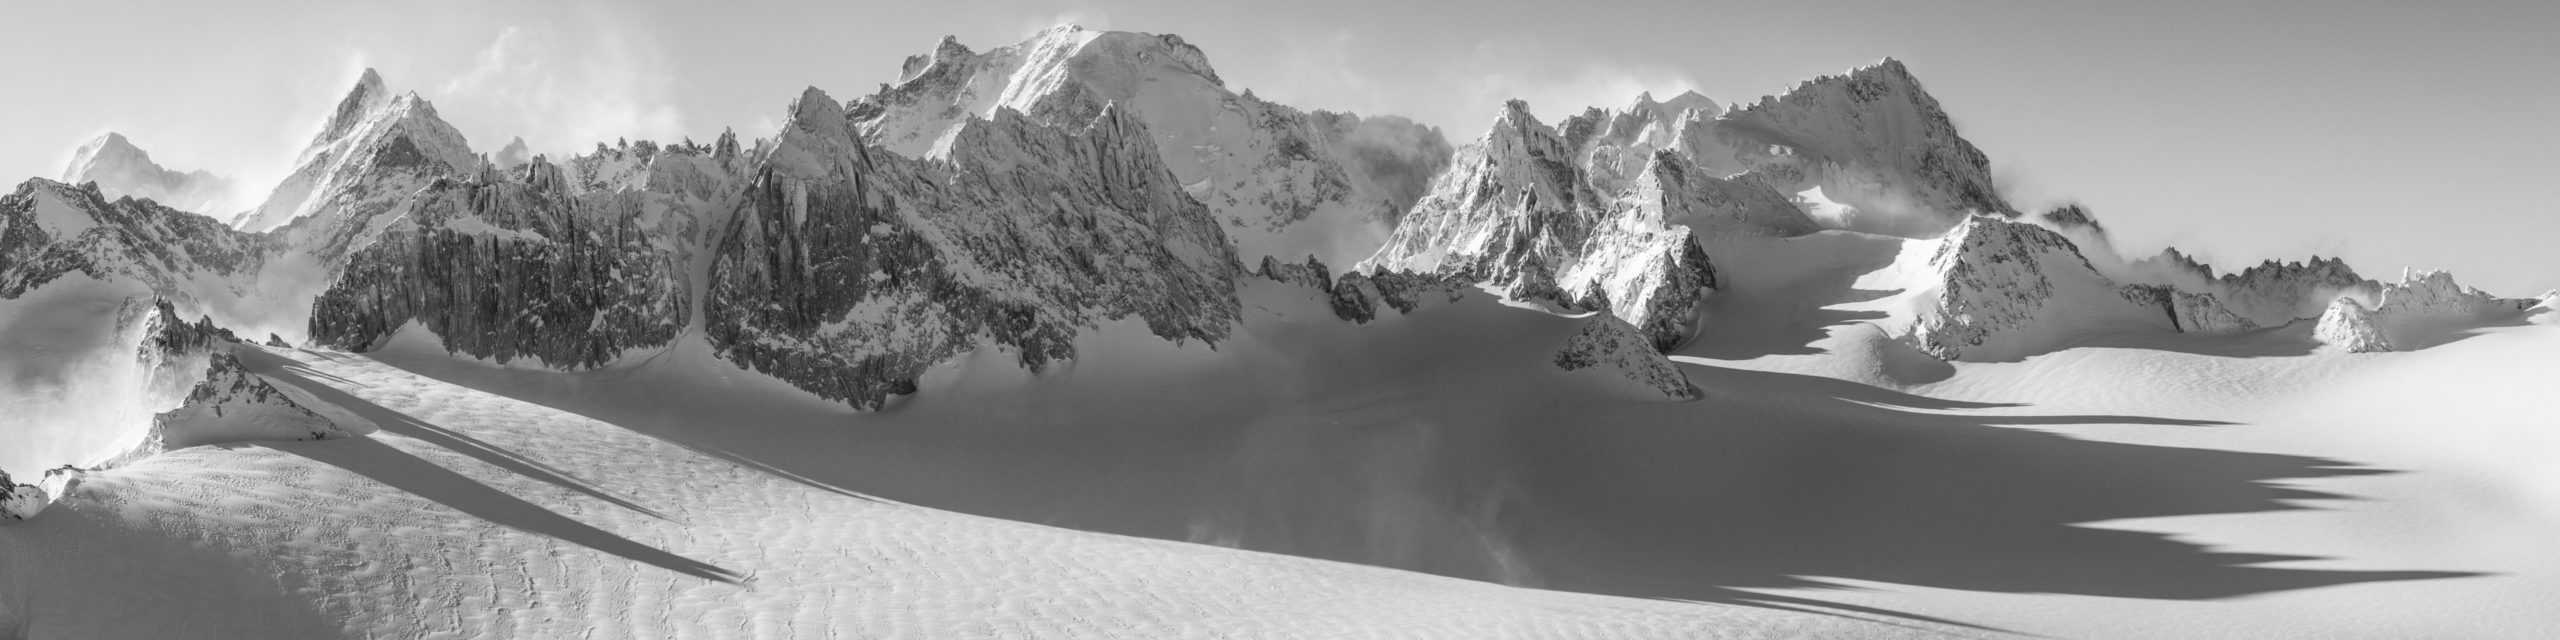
[5,22,2559,640]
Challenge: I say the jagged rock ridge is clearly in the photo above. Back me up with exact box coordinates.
[0,179,265,302]
[850,25,1452,266]
[59,132,235,213]
[705,88,1242,409]
[308,155,702,367]
[1362,99,1739,350]
[1708,59,2014,235]
[239,69,479,269]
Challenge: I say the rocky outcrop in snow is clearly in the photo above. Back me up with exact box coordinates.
[2120,284,2257,335]
[1899,215,2172,359]
[0,470,41,521]
[2372,269,2536,321]
[1255,255,1472,324]
[0,479,38,523]
[1553,314,1701,400]
[110,301,347,466]
[2312,269,2539,352]
[59,132,235,213]
[2126,248,2378,327]
[2315,297,2391,352]
[308,155,699,367]
[706,88,1241,409]
[850,25,1450,266]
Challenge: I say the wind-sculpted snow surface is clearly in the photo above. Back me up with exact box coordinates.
[58,132,235,214]
[707,89,1241,409]
[2372,269,2536,321]
[308,155,705,368]
[851,25,1448,265]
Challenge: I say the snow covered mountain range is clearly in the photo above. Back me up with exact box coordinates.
[4,24,2554,639]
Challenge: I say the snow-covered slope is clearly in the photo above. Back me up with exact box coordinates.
[235,68,477,262]
[1881,215,2172,360]
[120,301,347,462]
[58,132,234,214]
[9,22,2560,640]
[0,336,1948,638]
[1707,59,2013,235]
[2308,269,2540,352]
[851,25,1451,266]
[0,179,264,306]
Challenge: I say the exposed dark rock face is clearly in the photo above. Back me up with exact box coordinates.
[0,179,265,300]
[308,158,690,367]
[1256,254,1471,324]
[706,89,1242,409]
[1554,314,1702,401]
[1716,58,2014,232]
[1361,100,1729,350]
[95,301,349,472]
[2131,248,2380,327]
[0,470,41,522]
[265,333,294,348]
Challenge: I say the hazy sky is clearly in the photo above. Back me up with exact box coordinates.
[6,0,2554,293]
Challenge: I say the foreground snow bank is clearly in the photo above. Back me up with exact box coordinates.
[2,301,348,522]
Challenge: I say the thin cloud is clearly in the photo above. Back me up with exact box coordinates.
[435,17,687,160]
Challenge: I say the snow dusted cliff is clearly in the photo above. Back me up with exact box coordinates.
[58,132,235,213]
[1361,100,1731,350]
[1709,59,2013,235]
[1889,215,2176,360]
[237,69,478,264]
[2312,269,2539,352]
[850,25,1450,266]
[706,88,1241,409]
[0,179,265,304]
[2127,247,2377,327]
[127,301,345,460]
[2316,296,2392,352]
[0,470,39,521]
[307,154,702,367]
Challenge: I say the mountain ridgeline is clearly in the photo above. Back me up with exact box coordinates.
[5,24,2544,421]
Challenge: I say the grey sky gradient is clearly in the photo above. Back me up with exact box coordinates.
[7,0,2554,293]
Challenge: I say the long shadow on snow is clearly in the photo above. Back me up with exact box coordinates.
[242,349,678,522]
[257,437,746,585]
[357,319,2480,630]
[1505,360,2476,606]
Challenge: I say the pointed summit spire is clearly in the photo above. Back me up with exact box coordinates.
[312,68,395,151]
